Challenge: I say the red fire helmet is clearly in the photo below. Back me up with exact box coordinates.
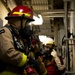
[5,5,34,21]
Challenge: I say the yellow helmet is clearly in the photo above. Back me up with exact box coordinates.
[45,38,54,45]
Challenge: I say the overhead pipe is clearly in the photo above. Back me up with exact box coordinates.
[64,0,75,1]
[42,13,70,17]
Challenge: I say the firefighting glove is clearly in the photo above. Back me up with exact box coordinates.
[51,49,57,57]
[28,58,40,74]
[51,49,65,70]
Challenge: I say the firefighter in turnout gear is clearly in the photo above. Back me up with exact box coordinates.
[0,5,40,75]
[43,38,66,75]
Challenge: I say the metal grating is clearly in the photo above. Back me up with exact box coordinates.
[31,0,49,10]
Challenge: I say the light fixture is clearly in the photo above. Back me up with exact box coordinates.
[30,14,43,25]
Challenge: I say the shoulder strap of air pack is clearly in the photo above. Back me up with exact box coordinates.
[5,25,26,53]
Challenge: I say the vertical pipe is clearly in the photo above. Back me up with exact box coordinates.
[70,2,75,71]
[54,24,58,51]
[64,1,70,71]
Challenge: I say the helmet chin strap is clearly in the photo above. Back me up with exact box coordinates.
[20,18,23,32]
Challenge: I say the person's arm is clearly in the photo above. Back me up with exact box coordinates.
[0,28,28,67]
[0,27,42,74]
[51,49,66,70]
[36,56,47,75]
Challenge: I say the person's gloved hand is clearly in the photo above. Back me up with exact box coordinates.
[51,49,57,58]
[27,58,40,74]
[51,49,66,70]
